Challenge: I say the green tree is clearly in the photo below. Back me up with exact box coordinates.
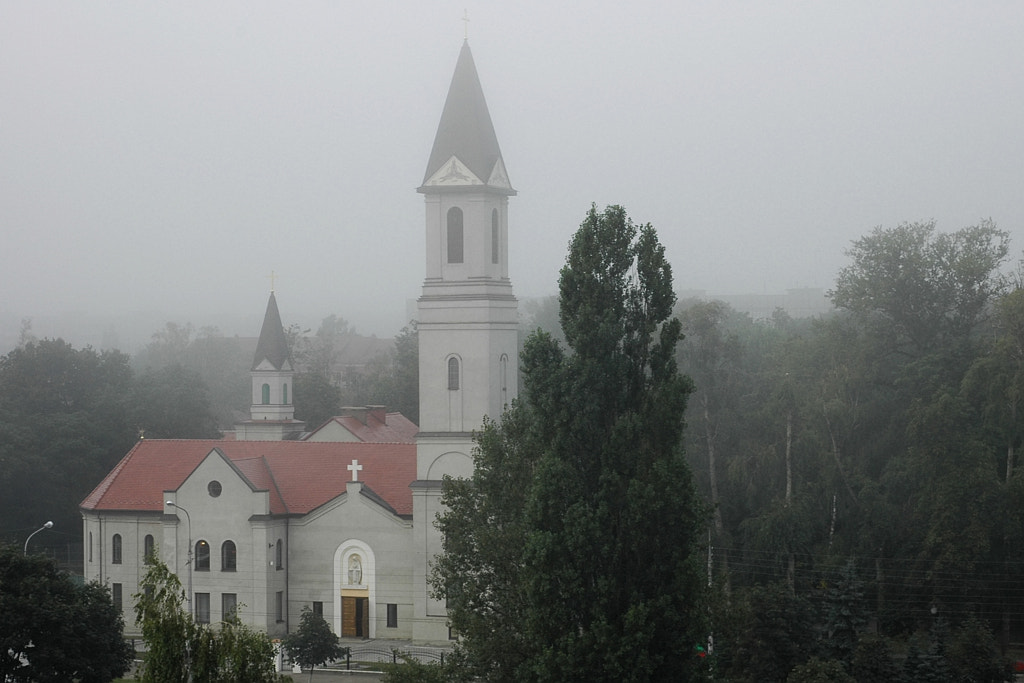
[131,364,221,439]
[829,220,1009,356]
[293,371,343,429]
[850,634,901,682]
[946,617,1012,683]
[0,544,133,682]
[134,558,282,682]
[433,408,538,681]
[786,656,855,683]
[347,324,419,424]
[134,559,193,683]
[436,205,708,682]
[0,339,137,544]
[282,606,348,682]
[820,560,867,665]
[728,582,815,683]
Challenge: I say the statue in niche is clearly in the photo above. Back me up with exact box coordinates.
[348,555,362,585]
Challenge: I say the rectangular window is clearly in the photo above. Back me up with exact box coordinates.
[222,593,237,621]
[196,593,211,624]
[313,601,323,619]
[387,603,398,628]
[276,591,284,623]
[112,583,122,613]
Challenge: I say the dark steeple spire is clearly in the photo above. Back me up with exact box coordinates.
[252,291,290,371]
[420,41,514,194]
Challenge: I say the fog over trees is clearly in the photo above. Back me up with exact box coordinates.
[2,215,1023,680]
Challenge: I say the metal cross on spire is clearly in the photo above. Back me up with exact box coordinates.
[267,270,277,293]
[462,9,469,39]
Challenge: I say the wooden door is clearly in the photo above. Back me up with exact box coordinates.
[342,597,370,638]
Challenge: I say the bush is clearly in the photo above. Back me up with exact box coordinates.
[786,656,855,683]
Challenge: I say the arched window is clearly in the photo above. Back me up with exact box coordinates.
[447,207,464,264]
[275,539,284,570]
[112,534,122,564]
[261,383,270,405]
[491,209,499,264]
[500,354,509,406]
[144,534,155,564]
[221,540,236,572]
[447,357,460,391]
[89,532,93,563]
[195,540,210,571]
[283,383,288,405]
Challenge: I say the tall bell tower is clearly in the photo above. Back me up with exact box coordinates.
[412,40,519,641]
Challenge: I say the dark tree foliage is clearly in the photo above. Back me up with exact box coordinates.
[946,618,1013,683]
[0,544,133,682]
[433,409,538,681]
[131,364,222,439]
[283,606,348,682]
[435,205,708,682]
[850,635,901,682]
[0,340,137,544]
[727,582,816,683]
[820,560,868,665]
[0,339,221,548]
[293,371,343,429]
[346,324,419,425]
[785,656,855,683]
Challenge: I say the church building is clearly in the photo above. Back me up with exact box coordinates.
[79,39,518,645]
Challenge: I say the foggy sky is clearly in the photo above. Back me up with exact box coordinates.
[2,2,1023,348]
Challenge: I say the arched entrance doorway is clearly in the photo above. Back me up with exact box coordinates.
[333,540,375,638]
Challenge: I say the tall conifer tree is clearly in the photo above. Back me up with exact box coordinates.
[435,205,707,682]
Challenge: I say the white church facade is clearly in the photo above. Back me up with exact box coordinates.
[80,40,518,645]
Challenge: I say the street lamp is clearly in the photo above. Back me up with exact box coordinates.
[24,521,53,555]
[166,501,193,616]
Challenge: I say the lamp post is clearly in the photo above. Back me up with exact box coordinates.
[166,501,193,616]
[24,521,53,555]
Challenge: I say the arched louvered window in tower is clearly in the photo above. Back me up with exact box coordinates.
[447,207,464,264]
[491,209,499,264]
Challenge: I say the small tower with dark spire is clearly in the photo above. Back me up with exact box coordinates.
[236,291,305,440]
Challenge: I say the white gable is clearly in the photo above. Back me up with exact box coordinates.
[487,157,511,189]
[423,155,483,187]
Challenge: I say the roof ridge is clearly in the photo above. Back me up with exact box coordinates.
[262,455,290,515]
[80,440,143,509]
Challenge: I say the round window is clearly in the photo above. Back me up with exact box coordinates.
[208,480,222,497]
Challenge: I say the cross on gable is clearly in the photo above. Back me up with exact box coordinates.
[347,459,363,482]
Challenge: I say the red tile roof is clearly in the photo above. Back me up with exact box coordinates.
[81,440,416,516]
[305,412,418,443]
